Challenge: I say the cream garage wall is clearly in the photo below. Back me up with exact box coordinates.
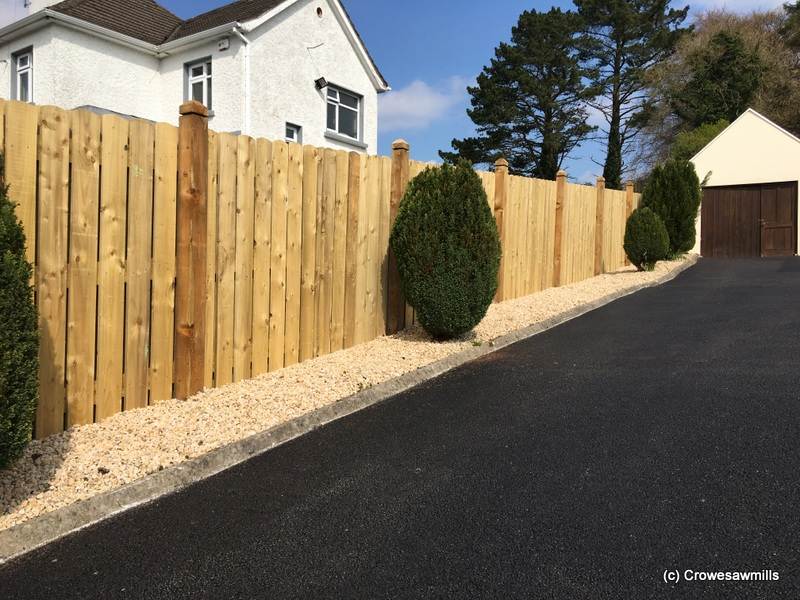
[691,109,800,254]
[247,0,379,152]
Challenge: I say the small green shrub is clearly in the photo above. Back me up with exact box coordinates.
[641,159,701,256]
[390,161,501,340]
[624,207,670,272]
[0,155,38,468]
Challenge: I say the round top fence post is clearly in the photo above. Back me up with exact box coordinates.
[553,170,567,288]
[595,176,607,276]
[387,139,411,334]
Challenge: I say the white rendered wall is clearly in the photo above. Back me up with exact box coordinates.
[247,0,379,152]
[0,0,380,151]
[0,0,62,29]
[691,110,800,254]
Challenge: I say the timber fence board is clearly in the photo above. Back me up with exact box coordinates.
[0,100,639,437]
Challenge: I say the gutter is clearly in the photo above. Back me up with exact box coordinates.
[231,26,251,135]
[0,10,240,58]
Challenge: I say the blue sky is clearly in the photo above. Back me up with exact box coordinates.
[162,0,787,181]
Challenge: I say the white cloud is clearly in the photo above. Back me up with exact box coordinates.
[379,77,470,132]
[689,0,785,12]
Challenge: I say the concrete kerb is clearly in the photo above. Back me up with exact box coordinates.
[0,255,698,564]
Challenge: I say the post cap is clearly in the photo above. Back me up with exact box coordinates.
[556,170,567,179]
[180,100,209,118]
[626,180,635,189]
[494,157,509,169]
[392,139,410,151]
[597,176,605,184]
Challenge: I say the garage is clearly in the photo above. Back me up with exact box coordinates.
[701,182,797,258]
[691,109,800,258]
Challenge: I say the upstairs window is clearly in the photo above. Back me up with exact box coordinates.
[186,59,212,110]
[326,86,360,140]
[13,49,32,103]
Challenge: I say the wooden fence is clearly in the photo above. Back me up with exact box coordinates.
[0,99,640,438]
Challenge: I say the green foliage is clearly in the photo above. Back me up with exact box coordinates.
[670,120,729,161]
[641,159,702,256]
[0,155,38,468]
[575,0,689,190]
[389,162,501,340]
[624,207,670,271]
[671,31,762,128]
[781,1,800,49]
[440,8,596,180]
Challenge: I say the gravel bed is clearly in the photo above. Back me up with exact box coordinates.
[0,258,691,531]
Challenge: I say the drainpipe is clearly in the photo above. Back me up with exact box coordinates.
[232,26,251,135]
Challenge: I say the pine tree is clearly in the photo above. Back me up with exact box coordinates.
[576,0,689,189]
[440,8,596,180]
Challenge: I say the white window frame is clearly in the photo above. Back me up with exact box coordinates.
[13,49,32,103]
[185,58,212,110]
[285,123,302,143]
[326,86,361,141]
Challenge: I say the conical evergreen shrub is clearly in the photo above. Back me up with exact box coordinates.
[641,159,701,256]
[390,161,501,340]
[0,154,38,468]
[624,207,670,272]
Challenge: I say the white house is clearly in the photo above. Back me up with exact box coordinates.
[0,0,389,153]
[691,109,800,258]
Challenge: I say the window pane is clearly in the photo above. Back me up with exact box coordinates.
[339,91,358,109]
[327,103,337,130]
[206,78,212,109]
[206,62,212,76]
[338,107,357,138]
[191,65,204,78]
[192,81,204,103]
[286,126,295,140]
[327,88,338,100]
[17,54,29,69]
[19,72,29,102]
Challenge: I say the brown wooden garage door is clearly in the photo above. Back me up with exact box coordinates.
[701,182,797,258]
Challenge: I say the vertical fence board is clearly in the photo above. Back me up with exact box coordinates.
[124,120,155,410]
[214,133,237,385]
[377,156,392,338]
[330,150,349,352]
[298,145,319,362]
[150,122,179,403]
[5,101,39,268]
[251,139,272,376]
[268,141,289,371]
[95,115,129,421]
[66,110,101,426]
[343,152,361,349]
[283,142,303,367]
[204,131,219,388]
[314,149,336,355]
[36,106,69,437]
[233,136,255,382]
[364,156,382,337]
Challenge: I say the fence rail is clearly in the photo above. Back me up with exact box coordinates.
[0,99,640,438]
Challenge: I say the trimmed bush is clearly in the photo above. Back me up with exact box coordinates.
[390,161,501,340]
[641,159,701,256]
[0,155,38,469]
[624,207,670,272]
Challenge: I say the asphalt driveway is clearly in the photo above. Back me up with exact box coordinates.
[2,258,800,599]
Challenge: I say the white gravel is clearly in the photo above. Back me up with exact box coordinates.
[0,258,691,531]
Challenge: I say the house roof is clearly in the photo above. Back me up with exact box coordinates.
[166,0,285,41]
[45,0,388,88]
[49,0,183,45]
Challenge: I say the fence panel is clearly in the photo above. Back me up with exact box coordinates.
[0,100,639,437]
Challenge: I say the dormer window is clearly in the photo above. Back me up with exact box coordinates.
[13,49,32,103]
